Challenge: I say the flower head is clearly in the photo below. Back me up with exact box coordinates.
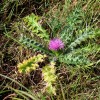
[49,38,64,51]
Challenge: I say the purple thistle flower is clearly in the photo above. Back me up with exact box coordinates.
[49,38,64,51]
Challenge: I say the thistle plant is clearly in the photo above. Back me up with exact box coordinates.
[42,61,57,95]
[17,54,46,74]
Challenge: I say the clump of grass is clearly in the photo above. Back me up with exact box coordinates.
[56,66,100,100]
